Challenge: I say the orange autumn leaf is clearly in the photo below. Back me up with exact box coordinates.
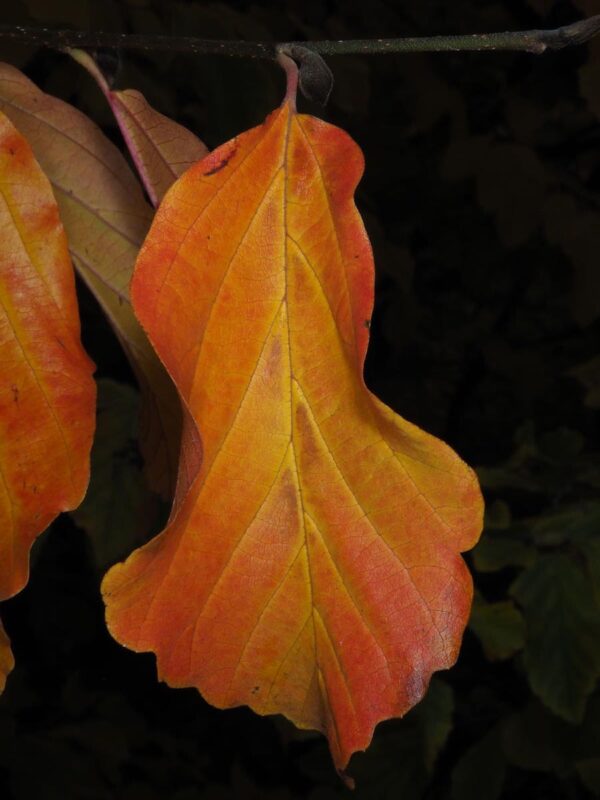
[0,619,13,692]
[102,100,483,772]
[0,110,96,601]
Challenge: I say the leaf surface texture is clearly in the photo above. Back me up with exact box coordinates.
[103,103,483,769]
[0,110,96,600]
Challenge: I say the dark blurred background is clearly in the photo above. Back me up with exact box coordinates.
[0,0,599,797]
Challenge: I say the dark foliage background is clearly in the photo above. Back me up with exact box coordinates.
[1,0,599,797]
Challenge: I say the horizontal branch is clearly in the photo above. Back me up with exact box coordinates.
[1,14,600,59]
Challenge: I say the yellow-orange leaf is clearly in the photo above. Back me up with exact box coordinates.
[103,101,483,771]
[0,110,96,600]
[0,619,13,692]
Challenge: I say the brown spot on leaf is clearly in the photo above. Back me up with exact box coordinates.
[203,148,237,176]
[279,468,299,518]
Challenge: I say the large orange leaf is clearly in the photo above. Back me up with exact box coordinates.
[68,49,208,207]
[0,110,96,600]
[0,63,186,498]
[103,100,483,772]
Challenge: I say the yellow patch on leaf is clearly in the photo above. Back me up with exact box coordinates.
[102,102,483,771]
[0,111,96,600]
